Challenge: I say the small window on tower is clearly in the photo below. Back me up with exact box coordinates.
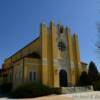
[60,26,64,33]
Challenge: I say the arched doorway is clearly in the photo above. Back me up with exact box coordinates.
[59,70,68,87]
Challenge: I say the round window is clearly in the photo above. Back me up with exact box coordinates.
[58,41,66,51]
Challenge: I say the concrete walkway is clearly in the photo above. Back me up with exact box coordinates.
[0,91,100,100]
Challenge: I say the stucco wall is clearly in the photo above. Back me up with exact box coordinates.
[13,59,23,88]
[24,58,42,83]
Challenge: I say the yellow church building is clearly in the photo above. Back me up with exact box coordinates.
[2,21,87,88]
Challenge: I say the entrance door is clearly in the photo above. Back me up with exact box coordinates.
[59,70,68,87]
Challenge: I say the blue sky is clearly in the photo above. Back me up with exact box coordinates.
[0,0,100,70]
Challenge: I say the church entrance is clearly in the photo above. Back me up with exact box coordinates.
[59,70,68,87]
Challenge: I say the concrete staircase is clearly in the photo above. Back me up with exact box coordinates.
[61,86,93,94]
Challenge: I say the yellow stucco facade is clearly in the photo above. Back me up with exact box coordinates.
[2,21,87,88]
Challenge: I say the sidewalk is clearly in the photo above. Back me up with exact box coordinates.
[0,91,100,100]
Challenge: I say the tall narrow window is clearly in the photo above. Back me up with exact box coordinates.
[10,73,12,80]
[19,71,22,80]
[29,71,37,81]
[33,72,36,80]
[29,72,32,81]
